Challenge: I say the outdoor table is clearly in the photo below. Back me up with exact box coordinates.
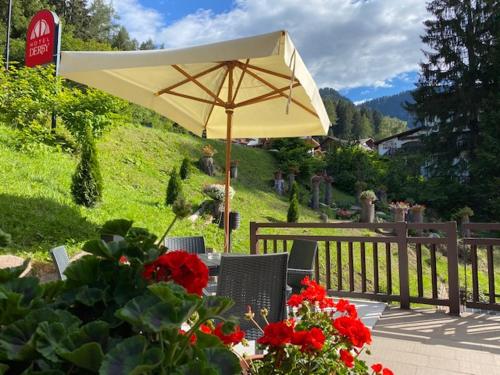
[197,253,221,276]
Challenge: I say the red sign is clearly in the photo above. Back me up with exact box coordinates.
[25,10,59,67]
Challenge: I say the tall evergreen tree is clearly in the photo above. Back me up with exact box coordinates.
[408,0,497,178]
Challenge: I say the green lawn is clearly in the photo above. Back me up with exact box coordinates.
[0,123,325,261]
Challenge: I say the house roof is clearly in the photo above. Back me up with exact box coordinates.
[374,126,426,145]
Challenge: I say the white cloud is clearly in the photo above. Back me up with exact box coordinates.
[111,0,429,90]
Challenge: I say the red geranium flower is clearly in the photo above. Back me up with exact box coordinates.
[179,329,197,345]
[371,363,383,373]
[200,324,213,334]
[287,294,304,307]
[340,349,354,368]
[333,316,372,348]
[142,250,208,296]
[297,277,335,308]
[382,368,394,375]
[291,327,326,352]
[213,323,245,346]
[336,298,358,318]
[257,321,295,347]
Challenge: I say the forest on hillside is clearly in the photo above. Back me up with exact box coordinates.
[320,88,407,141]
[360,90,416,128]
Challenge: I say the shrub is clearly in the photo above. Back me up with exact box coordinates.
[287,193,300,223]
[202,184,235,201]
[289,181,299,202]
[0,228,12,247]
[165,168,182,205]
[71,131,103,207]
[452,206,474,220]
[179,157,190,180]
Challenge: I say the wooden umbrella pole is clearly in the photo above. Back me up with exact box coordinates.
[224,108,233,252]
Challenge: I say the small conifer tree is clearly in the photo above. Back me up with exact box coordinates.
[166,168,182,205]
[289,181,299,202]
[179,157,190,180]
[287,192,300,223]
[71,130,103,207]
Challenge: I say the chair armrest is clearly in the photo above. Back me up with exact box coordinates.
[288,268,314,275]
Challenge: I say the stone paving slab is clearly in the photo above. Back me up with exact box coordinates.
[362,307,500,374]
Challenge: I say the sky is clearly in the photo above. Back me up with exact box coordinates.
[110,0,429,103]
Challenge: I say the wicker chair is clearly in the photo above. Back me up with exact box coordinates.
[215,253,289,340]
[50,246,70,281]
[287,239,318,294]
[164,236,206,254]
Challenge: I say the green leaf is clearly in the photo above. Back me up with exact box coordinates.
[99,336,163,375]
[203,347,241,375]
[0,318,37,361]
[115,294,159,329]
[63,256,101,284]
[75,286,105,306]
[100,219,133,237]
[198,296,234,319]
[59,342,104,372]
[40,281,65,302]
[0,259,31,283]
[3,277,42,306]
[35,322,66,362]
[83,240,113,259]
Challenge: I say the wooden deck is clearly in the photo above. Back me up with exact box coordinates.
[363,307,500,374]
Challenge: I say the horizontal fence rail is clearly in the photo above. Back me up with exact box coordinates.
[250,221,467,316]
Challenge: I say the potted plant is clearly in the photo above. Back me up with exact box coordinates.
[359,190,377,223]
[200,144,216,176]
[242,277,393,374]
[0,220,244,374]
[230,160,239,179]
[203,183,235,217]
[452,206,474,237]
[409,204,426,224]
[354,181,368,203]
[389,201,410,222]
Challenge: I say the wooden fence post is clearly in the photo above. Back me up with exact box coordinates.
[397,222,410,309]
[250,222,258,254]
[446,221,461,316]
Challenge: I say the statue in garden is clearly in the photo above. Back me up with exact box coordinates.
[274,170,285,195]
[311,173,323,209]
[323,174,334,206]
[359,190,377,223]
[200,144,216,176]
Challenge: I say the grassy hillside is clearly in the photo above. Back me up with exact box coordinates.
[0,123,327,260]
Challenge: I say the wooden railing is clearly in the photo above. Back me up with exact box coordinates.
[462,223,500,311]
[250,221,461,315]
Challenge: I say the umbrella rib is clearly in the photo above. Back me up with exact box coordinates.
[160,90,224,106]
[243,68,318,118]
[171,64,225,106]
[155,63,225,96]
[238,61,296,81]
[232,59,249,102]
[204,66,230,129]
[235,82,301,108]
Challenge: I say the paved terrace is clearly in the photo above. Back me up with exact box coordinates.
[363,307,500,375]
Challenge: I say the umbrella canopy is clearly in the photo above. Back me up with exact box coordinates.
[59,30,330,252]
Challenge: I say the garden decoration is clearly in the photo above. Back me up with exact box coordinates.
[287,164,300,188]
[59,31,330,252]
[323,174,334,206]
[409,204,425,223]
[0,220,243,374]
[389,202,409,222]
[203,183,236,218]
[311,174,323,209]
[230,160,239,179]
[200,144,216,176]
[452,206,474,237]
[243,277,393,375]
[354,181,368,203]
[359,190,377,223]
[274,170,285,196]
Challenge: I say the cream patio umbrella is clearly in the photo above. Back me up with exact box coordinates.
[59,30,330,252]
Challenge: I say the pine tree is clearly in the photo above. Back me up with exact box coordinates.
[289,181,299,202]
[287,192,300,223]
[407,0,496,177]
[179,157,190,180]
[71,131,103,207]
[165,168,182,205]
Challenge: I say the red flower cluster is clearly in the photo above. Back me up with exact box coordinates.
[178,329,197,345]
[333,316,372,348]
[258,321,326,353]
[213,323,245,346]
[291,327,326,353]
[142,250,208,296]
[287,276,335,309]
[371,363,394,375]
[336,298,358,318]
[339,349,354,368]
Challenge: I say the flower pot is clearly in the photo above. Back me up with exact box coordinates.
[360,199,375,223]
[230,165,238,179]
[218,211,241,230]
[392,207,407,222]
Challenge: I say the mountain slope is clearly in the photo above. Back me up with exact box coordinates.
[360,90,416,127]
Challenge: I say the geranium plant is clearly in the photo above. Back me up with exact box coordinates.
[0,219,243,374]
[245,277,393,375]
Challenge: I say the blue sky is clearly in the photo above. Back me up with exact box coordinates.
[112,0,428,103]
